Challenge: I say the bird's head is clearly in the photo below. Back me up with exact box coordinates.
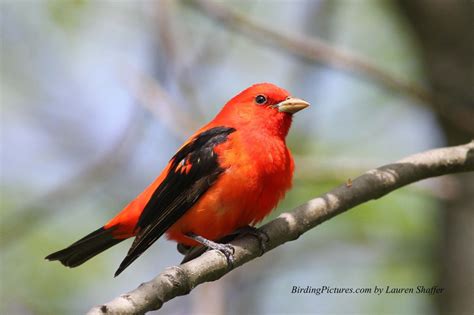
[214,83,310,138]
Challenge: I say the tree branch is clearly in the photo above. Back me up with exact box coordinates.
[88,141,474,314]
[1,108,144,247]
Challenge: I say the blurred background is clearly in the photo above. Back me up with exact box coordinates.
[1,0,473,314]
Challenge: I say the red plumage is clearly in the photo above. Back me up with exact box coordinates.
[46,82,309,276]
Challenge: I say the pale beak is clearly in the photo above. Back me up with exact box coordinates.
[276,97,310,114]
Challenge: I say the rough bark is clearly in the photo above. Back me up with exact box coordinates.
[397,1,474,314]
[88,142,474,315]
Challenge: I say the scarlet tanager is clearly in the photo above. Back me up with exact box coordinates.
[46,83,310,276]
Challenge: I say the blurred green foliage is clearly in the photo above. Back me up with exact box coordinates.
[0,0,445,314]
[47,0,89,30]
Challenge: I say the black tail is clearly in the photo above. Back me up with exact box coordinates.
[45,227,124,268]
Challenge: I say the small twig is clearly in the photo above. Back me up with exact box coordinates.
[190,0,474,134]
[88,141,474,314]
[1,108,143,247]
[121,65,200,139]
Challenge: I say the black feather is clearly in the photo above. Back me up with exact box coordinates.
[114,126,236,276]
[45,227,123,267]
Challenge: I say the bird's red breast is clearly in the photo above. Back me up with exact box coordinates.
[101,83,309,274]
[165,123,294,245]
[46,82,309,276]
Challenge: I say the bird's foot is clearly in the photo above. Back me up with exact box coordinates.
[185,233,235,269]
[234,225,270,255]
[177,243,192,255]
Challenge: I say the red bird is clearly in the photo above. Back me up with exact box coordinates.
[46,83,309,276]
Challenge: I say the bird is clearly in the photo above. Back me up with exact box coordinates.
[45,82,310,276]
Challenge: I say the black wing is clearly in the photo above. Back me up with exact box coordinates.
[114,126,236,276]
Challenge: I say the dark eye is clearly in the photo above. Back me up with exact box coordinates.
[255,94,267,105]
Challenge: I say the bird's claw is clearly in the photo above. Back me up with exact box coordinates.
[177,243,191,255]
[184,232,235,269]
[213,243,235,269]
[235,225,270,255]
